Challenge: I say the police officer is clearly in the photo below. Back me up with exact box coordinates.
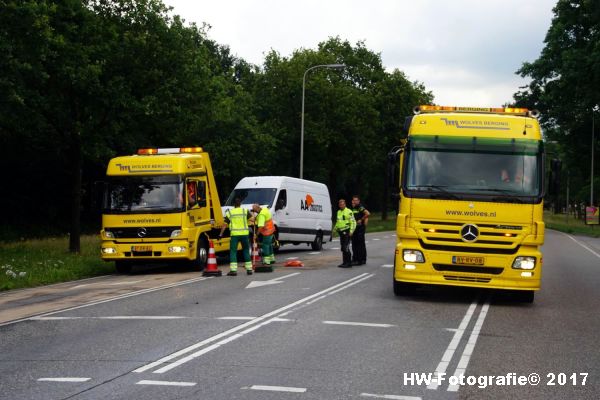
[335,198,356,268]
[351,195,370,265]
[219,197,253,276]
[252,203,276,268]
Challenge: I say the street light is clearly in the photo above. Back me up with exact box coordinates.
[592,105,599,207]
[300,63,346,179]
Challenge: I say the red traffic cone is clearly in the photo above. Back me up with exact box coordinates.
[251,240,261,270]
[202,240,222,276]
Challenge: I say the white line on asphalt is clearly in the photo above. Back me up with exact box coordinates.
[0,277,211,327]
[360,393,421,400]
[561,232,600,259]
[136,380,196,387]
[381,264,393,268]
[427,299,478,390]
[246,385,306,393]
[106,280,146,286]
[278,272,302,280]
[447,299,491,392]
[308,252,321,255]
[217,316,256,320]
[38,377,91,382]
[135,273,372,374]
[330,247,340,250]
[286,257,299,260]
[323,321,395,328]
[372,238,381,241]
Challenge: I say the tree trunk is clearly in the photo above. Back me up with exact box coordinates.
[69,130,82,253]
[382,165,389,221]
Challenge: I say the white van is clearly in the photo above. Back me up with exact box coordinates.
[223,176,332,250]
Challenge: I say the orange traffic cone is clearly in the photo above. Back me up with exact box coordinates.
[202,240,222,276]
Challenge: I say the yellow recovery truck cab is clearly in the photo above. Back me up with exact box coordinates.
[388,106,560,303]
[100,147,228,273]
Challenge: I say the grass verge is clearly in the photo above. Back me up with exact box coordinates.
[544,211,600,238]
[0,235,112,292]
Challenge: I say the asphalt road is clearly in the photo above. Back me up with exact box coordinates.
[0,229,598,400]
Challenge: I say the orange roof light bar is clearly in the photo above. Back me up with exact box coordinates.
[180,147,203,153]
[415,105,532,116]
[137,148,158,155]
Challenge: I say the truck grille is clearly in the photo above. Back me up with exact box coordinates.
[433,264,503,275]
[444,275,491,283]
[105,226,179,239]
[418,220,525,254]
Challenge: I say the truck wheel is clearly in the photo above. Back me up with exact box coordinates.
[311,232,323,251]
[115,261,132,274]
[194,238,209,271]
[515,290,535,303]
[393,280,416,296]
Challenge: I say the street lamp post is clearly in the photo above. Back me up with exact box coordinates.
[300,63,345,179]
[592,105,599,207]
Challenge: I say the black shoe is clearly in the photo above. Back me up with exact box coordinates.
[338,263,352,268]
[359,260,367,265]
[246,270,253,275]
[351,261,361,266]
[227,271,237,276]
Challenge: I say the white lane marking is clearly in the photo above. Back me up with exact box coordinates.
[427,299,478,390]
[0,277,211,327]
[330,247,340,250]
[561,232,600,258]
[308,252,321,255]
[246,385,306,393]
[38,377,90,382]
[332,239,339,242]
[245,272,300,289]
[323,321,394,328]
[106,280,146,286]
[135,273,372,374]
[372,238,381,241]
[381,264,394,268]
[70,284,92,290]
[32,316,187,320]
[217,316,256,320]
[137,380,196,387]
[447,299,491,392]
[361,393,421,400]
[286,257,299,260]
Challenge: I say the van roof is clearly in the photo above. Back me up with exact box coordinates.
[235,176,328,190]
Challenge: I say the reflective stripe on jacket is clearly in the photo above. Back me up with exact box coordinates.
[226,207,249,236]
[335,208,356,234]
[257,207,275,236]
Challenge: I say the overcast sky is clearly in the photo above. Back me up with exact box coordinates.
[163,0,556,107]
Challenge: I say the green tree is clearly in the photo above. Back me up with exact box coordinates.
[513,0,600,206]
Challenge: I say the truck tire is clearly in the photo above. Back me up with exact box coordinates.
[194,237,209,271]
[311,231,323,251]
[115,261,132,274]
[515,290,535,303]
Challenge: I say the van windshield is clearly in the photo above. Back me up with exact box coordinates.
[225,188,277,207]
[104,176,184,213]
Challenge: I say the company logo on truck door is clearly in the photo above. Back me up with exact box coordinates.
[300,194,323,212]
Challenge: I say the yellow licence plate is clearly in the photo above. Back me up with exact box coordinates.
[132,246,152,252]
[452,256,485,265]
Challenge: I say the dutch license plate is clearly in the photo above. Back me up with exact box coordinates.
[452,256,485,265]
[132,245,152,252]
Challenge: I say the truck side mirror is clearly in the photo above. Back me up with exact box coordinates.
[548,158,562,196]
[387,146,403,199]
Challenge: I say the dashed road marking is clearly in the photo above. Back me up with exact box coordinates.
[381,264,393,268]
[137,380,196,387]
[38,377,91,383]
[323,321,394,328]
[246,385,307,393]
[361,393,421,400]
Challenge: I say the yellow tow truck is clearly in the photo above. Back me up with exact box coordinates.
[100,147,229,273]
[388,106,561,302]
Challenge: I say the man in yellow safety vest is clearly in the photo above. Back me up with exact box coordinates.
[219,197,253,276]
[252,203,276,268]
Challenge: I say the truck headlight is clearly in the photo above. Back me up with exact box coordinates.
[104,230,115,239]
[101,247,117,254]
[512,256,536,270]
[403,250,424,263]
[168,246,187,253]
[170,229,182,239]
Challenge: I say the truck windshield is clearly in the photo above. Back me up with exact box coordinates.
[404,136,543,202]
[104,176,184,213]
[225,188,277,207]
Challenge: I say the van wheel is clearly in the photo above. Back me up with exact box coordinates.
[115,261,132,274]
[311,232,323,251]
[194,238,209,271]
